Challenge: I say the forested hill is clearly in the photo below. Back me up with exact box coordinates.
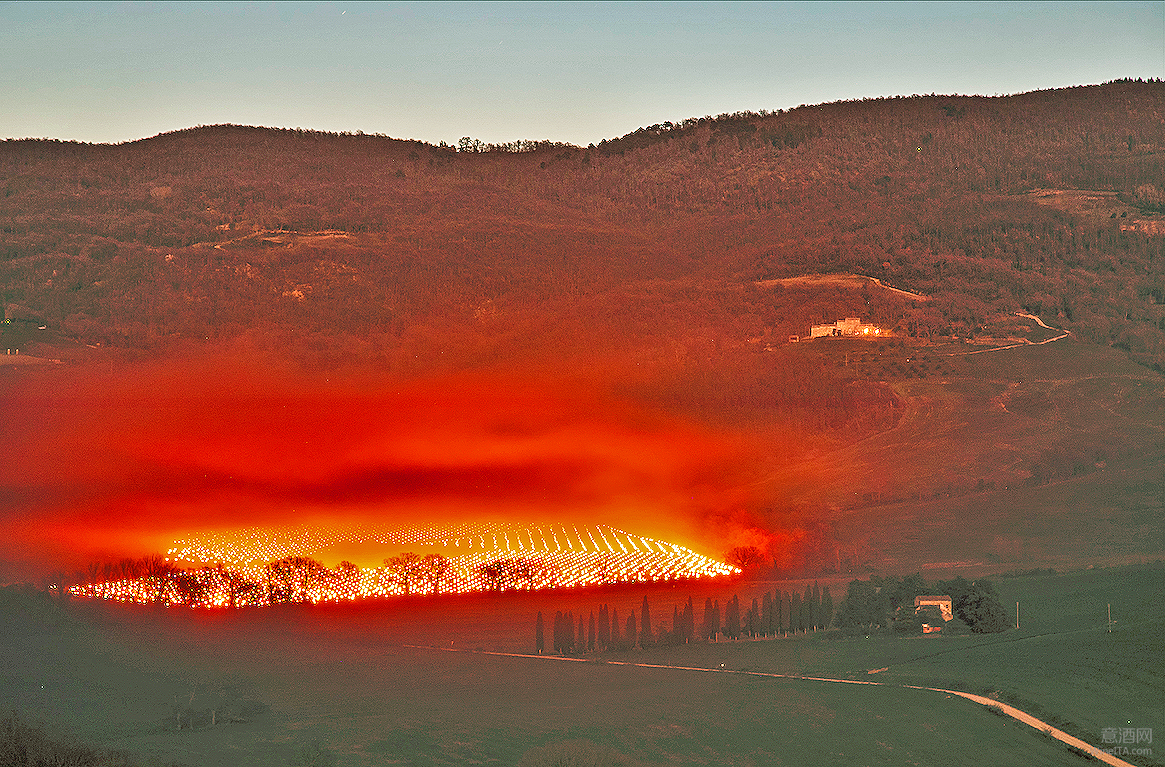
[2,79,1164,372]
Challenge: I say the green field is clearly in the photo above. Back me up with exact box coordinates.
[3,564,1160,766]
[624,565,1164,766]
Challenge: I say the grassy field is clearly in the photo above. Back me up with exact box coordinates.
[769,335,1165,572]
[2,564,1160,766]
[624,565,1163,766]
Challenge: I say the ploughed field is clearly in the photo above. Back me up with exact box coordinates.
[3,564,1161,766]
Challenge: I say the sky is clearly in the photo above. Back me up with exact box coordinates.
[2,1,1162,147]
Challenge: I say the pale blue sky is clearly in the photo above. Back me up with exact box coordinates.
[1,1,1162,145]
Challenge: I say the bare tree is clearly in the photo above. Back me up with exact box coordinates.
[420,554,449,595]
[479,560,506,591]
[383,552,425,595]
[141,554,179,604]
[44,570,73,604]
[726,545,765,571]
[85,561,104,585]
[265,556,327,603]
[480,558,523,591]
[333,560,363,600]
[114,557,143,581]
[173,569,208,606]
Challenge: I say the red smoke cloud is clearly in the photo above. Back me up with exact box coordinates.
[0,351,767,579]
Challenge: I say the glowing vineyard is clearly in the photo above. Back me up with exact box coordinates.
[70,522,739,608]
[162,520,708,566]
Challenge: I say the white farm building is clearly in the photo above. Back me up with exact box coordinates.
[809,317,884,339]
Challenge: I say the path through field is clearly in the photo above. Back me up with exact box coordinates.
[955,312,1070,356]
[409,645,1137,767]
[756,273,929,301]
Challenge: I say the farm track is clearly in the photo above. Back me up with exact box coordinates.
[407,643,1138,767]
[756,273,929,301]
[949,313,1070,356]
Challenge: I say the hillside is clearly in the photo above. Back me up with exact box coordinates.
[3,79,1164,363]
[2,79,1164,577]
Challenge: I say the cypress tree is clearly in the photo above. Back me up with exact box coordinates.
[783,591,792,635]
[821,586,834,630]
[725,595,740,638]
[713,599,721,640]
[641,596,651,646]
[762,591,772,636]
[776,590,783,635]
[553,610,563,653]
[536,611,545,654]
[702,597,715,640]
[611,607,620,645]
[749,597,760,637]
[588,611,596,651]
[803,585,813,632]
[683,597,695,642]
[598,604,610,649]
[790,591,801,633]
[578,614,585,650]
[565,611,575,652]
[673,605,681,644]
[836,578,881,630]
[812,581,822,630]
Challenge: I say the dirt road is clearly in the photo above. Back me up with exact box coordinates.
[412,645,1136,767]
[955,312,1070,356]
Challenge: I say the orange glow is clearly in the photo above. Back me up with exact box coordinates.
[161,520,719,566]
[68,521,738,607]
[0,342,816,592]
[0,349,771,584]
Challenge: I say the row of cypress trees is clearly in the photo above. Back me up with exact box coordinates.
[711,584,834,640]
[534,584,834,653]
[536,596,673,654]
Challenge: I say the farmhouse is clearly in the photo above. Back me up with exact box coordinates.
[809,317,884,339]
[914,595,954,622]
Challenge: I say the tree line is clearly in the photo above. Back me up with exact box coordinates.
[834,573,1010,634]
[535,584,835,654]
[534,573,1010,654]
[59,550,562,608]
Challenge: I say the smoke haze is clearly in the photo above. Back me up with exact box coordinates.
[1,350,772,579]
